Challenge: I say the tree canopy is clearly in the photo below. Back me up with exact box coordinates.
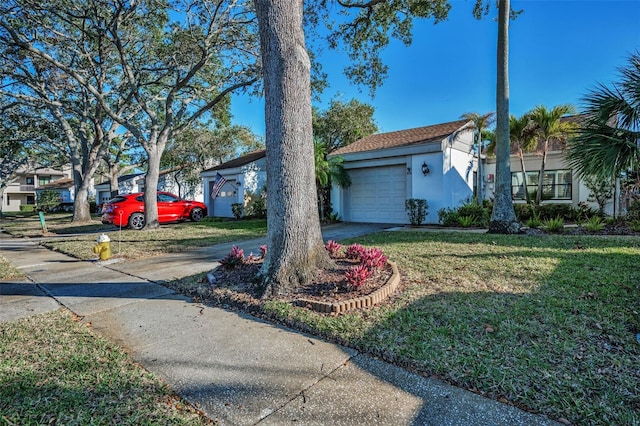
[566,52,640,181]
[312,98,378,152]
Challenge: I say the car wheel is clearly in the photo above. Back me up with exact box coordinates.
[190,207,204,222]
[128,212,145,230]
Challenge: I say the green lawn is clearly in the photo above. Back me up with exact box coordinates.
[169,231,640,426]
[0,309,212,425]
[3,213,639,424]
[2,215,267,260]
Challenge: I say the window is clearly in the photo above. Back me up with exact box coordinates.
[26,195,35,205]
[26,177,34,185]
[38,176,51,186]
[512,170,572,201]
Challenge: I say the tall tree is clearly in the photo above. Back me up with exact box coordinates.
[1,0,260,228]
[460,111,495,203]
[254,0,333,296]
[529,104,577,204]
[509,114,538,204]
[312,98,378,152]
[253,0,453,295]
[566,52,640,182]
[487,0,519,234]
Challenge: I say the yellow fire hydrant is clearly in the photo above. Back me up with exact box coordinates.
[93,233,112,261]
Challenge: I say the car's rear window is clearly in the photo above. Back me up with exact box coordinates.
[106,196,127,204]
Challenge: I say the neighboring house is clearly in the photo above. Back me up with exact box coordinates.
[329,119,477,224]
[483,115,612,215]
[2,165,70,211]
[36,177,75,203]
[95,168,205,206]
[94,173,145,205]
[201,149,267,218]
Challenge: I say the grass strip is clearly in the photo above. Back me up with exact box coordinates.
[0,309,213,425]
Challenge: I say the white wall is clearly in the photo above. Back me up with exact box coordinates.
[409,149,474,224]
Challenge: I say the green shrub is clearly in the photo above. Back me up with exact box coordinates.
[405,199,428,226]
[437,207,460,227]
[231,203,243,219]
[526,214,542,228]
[37,190,61,212]
[514,203,535,222]
[458,215,476,228]
[457,201,488,226]
[630,220,640,232]
[537,204,574,221]
[542,216,564,233]
[248,197,267,219]
[584,216,605,232]
[626,200,640,221]
[19,205,36,212]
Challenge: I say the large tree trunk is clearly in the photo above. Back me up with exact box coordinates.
[109,163,120,198]
[143,142,163,230]
[535,140,549,205]
[488,0,520,234]
[255,0,333,297]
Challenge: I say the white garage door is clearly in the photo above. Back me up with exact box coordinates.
[348,166,407,224]
[212,180,237,217]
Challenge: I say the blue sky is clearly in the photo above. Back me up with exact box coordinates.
[231,0,640,137]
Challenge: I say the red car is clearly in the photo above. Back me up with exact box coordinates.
[101,192,207,230]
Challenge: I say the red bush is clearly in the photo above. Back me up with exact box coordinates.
[344,264,371,288]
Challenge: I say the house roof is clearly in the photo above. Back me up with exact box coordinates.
[205,149,266,172]
[331,119,472,156]
[38,177,74,190]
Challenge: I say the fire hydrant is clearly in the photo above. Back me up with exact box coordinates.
[93,233,112,261]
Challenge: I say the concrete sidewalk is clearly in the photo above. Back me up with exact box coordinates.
[0,229,559,425]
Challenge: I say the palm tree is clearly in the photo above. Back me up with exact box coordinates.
[509,114,538,204]
[460,112,495,203]
[529,104,577,204]
[488,0,520,234]
[314,140,351,220]
[566,52,640,182]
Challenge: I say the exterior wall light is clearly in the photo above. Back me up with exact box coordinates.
[421,162,430,176]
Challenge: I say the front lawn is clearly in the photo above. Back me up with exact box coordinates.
[0,309,212,425]
[37,218,267,260]
[169,231,640,425]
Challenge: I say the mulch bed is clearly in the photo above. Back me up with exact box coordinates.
[211,257,393,304]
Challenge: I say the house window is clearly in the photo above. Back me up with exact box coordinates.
[26,195,35,205]
[512,170,572,201]
[26,177,34,185]
[38,176,51,186]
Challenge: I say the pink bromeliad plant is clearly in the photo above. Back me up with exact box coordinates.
[343,244,388,288]
[324,240,343,257]
[344,264,371,288]
[345,243,366,260]
[220,245,245,270]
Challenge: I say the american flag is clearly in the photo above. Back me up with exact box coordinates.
[210,173,227,200]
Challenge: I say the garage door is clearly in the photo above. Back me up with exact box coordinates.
[212,180,237,217]
[348,166,407,224]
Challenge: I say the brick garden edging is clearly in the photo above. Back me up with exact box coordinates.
[296,261,400,314]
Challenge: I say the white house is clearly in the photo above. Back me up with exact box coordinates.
[94,168,204,205]
[2,165,70,211]
[329,119,477,224]
[94,172,145,205]
[201,150,267,218]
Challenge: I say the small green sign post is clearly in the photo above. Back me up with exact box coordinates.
[38,211,48,234]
